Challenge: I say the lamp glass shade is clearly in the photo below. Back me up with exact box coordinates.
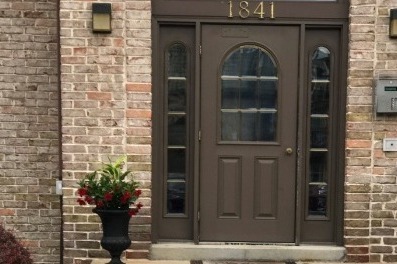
[93,13,111,33]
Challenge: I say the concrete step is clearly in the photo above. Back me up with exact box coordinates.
[150,243,345,262]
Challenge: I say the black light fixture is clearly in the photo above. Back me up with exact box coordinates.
[390,8,397,38]
[92,3,112,33]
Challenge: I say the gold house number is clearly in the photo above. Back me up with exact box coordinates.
[228,1,275,19]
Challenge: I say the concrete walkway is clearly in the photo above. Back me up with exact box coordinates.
[91,260,189,264]
[90,260,361,264]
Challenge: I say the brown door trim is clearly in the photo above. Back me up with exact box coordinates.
[152,24,197,241]
[299,25,347,244]
[152,19,347,245]
[153,0,349,20]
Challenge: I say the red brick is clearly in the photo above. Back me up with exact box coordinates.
[346,246,369,254]
[125,250,149,259]
[126,83,151,92]
[86,92,112,101]
[126,109,152,118]
[113,38,124,47]
[345,254,370,262]
[346,139,372,148]
[0,209,16,216]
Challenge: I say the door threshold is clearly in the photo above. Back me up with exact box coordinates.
[150,243,345,262]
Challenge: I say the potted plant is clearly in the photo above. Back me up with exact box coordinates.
[76,156,143,264]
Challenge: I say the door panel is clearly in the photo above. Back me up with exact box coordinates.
[200,25,299,242]
[254,158,277,218]
[217,157,242,218]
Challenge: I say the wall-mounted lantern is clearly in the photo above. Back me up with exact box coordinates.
[92,3,112,33]
[390,8,397,38]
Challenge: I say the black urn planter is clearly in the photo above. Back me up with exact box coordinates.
[93,208,132,264]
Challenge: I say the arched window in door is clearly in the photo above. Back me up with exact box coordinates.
[220,45,278,142]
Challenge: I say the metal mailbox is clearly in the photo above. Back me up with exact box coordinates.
[376,78,397,113]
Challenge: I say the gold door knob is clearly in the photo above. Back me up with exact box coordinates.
[285,148,293,155]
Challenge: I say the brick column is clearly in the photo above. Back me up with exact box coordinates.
[345,0,376,262]
[348,0,397,262]
[370,0,397,262]
[0,0,61,263]
[60,0,151,263]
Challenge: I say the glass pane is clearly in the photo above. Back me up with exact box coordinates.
[259,80,277,109]
[310,152,327,182]
[168,79,186,112]
[240,80,257,109]
[168,115,186,146]
[311,82,329,114]
[223,51,240,76]
[241,112,257,141]
[165,43,188,216]
[312,47,330,80]
[221,80,239,109]
[221,112,239,141]
[167,181,185,214]
[308,184,327,216]
[310,117,328,148]
[167,148,186,178]
[220,45,278,142]
[241,47,259,76]
[259,112,277,141]
[308,47,331,218]
[259,52,277,77]
[167,44,187,77]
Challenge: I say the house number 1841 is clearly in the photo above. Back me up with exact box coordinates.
[228,1,275,19]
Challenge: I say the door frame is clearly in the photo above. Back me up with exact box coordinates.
[152,19,348,245]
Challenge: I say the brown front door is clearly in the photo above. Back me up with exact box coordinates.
[200,25,299,242]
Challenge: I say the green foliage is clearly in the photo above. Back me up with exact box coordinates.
[76,156,142,214]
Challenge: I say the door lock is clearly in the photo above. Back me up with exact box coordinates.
[285,148,293,155]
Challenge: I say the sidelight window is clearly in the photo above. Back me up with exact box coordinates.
[165,43,188,214]
[308,46,331,217]
[220,45,278,142]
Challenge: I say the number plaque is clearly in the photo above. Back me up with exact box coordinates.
[228,1,275,19]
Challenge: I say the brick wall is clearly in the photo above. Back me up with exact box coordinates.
[0,0,60,263]
[59,0,152,263]
[4,0,397,263]
[347,0,397,262]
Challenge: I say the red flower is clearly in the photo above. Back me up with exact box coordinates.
[134,189,142,197]
[104,192,113,201]
[77,188,88,197]
[136,202,143,209]
[85,196,94,204]
[120,192,131,204]
[77,198,86,205]
[128,209,137,216]
[96,200,104,208]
